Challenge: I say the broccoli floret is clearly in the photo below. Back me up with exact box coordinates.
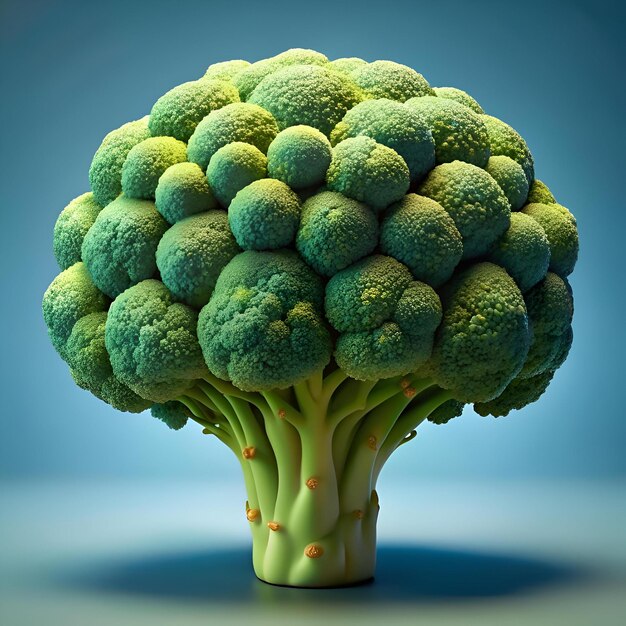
[53,192,102,270]
[187,102,279,170]
[148,79,240,142]
[81,195,168,298]
[481,114,534,182]
[350,60,434,101]
[433,87,484,114]
[326,136,410,211]
[485,155,530,210]
[428,399,465,424]
[405,95,490,167]
[296,190,378,277]
[151,401,190,430]
[267,125,332,189]
[330,57,367,74]
[228,179,301,250]
[202,59,251,82]
[156,210,240,308]
[155,162,218,224]
[380,193,463,287]
[526,179,556,204]
[419,160,510,259]
[330,98,435,181]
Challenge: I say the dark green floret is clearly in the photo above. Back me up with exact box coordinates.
[296,190,378,277]
[151,401,190,430]
[526,179,556,204]
[197,250,331,391]
[53,192,102,270]
[228,179,301,250]
[155,162,217,224]
[485,155,529,210]
[351,60,434,101]
[419,161,510,259]
[433,87,484,114]
[81,195,168,298]
[330,98,435,180]
[380,193,463,287]
[156,211,240,309]
[428,399,465,424]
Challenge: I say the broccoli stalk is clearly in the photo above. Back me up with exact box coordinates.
[175,370,451,587]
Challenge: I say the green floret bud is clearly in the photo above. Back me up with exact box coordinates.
[202,59,251,82]
[187,102,279,170]
[228,179,300,251]
[521,202,578,277]
[155,162,217,224]
[267,125,332,189]
[489,212,551,293]
[81,195,168,298]
[121,136,187,200]
[156,210,240,309]
[474,370,555,417]
[405,95,490,167]
[481,114,534,183]
[330,57,367,74]
[197,250,331,391]
[428,399,465,425]
[351,60,434,101]
[380,193,463,287]
[89,117,151,206]
[330,99,435,181]
[520,272,573,378]
[42,262,109,360]
[526,179,556,204]
[53,192,102,270]
[151,401,190,430]
[485,155,529,210]
[296,190,379,277]
[234,49,329,101]
[432,87,484,114]
[65,312,151,412]
[429,262,530,403]
[207,142,268,206]
[248,64,361,137]
[105,279,206,402]
[148,79,240,142]
[419,161,510,259]
[326,136,410,211]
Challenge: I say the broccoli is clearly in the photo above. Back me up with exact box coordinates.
[43,49,578,589]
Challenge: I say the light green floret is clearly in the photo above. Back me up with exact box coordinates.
[405,95,490,167]
[351,60,434,101]
[380,194,463,287]
[248,64,361,137]
[187,102,279,169]
[149,79,240,142]
[489,212,550,293]
[65,312,151,412]
[428,262,530,403]
[197,250,332,391]
[81,195,168,298]
[526,179,556,204]
[53,192,102,270]
[202,59,251,82]
[485,155,529,210]
[105,279,207,402]
[234,48,329,101]
[267,125,332,189]
[156,211,240,309]
[519,272,573,378]
[481,114,534,183]
[150,401,190,430]
[521,202,578,277]
[155,162,217,224]
[121,136,187,200]
[296,190,378,277]
[419,161,510,259]
[433,87,484,114]
[42,262,109,360]
[330,99,435,180]
[207,142,268,206]
[326,136,410,211]
[330,57,367,74]
[89,117,151,206]
[228,178,300,250]
[325,255,442,379]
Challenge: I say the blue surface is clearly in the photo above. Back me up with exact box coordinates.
[0,0,624,480]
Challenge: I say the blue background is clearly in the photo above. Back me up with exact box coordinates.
[1,0,624,482]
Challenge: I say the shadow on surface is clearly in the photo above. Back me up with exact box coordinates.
[52,544,587,605]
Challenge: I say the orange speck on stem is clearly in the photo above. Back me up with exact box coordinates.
[400,378,411,389]
[354,509,364,519]
[306,477,319,490]
[267,521,280,531]
[246,508,260,522]
[277,408,286,419]
[367,435,377,451]
[403,386,416,398]
[242,446,256,459]
[304,544,324,558]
